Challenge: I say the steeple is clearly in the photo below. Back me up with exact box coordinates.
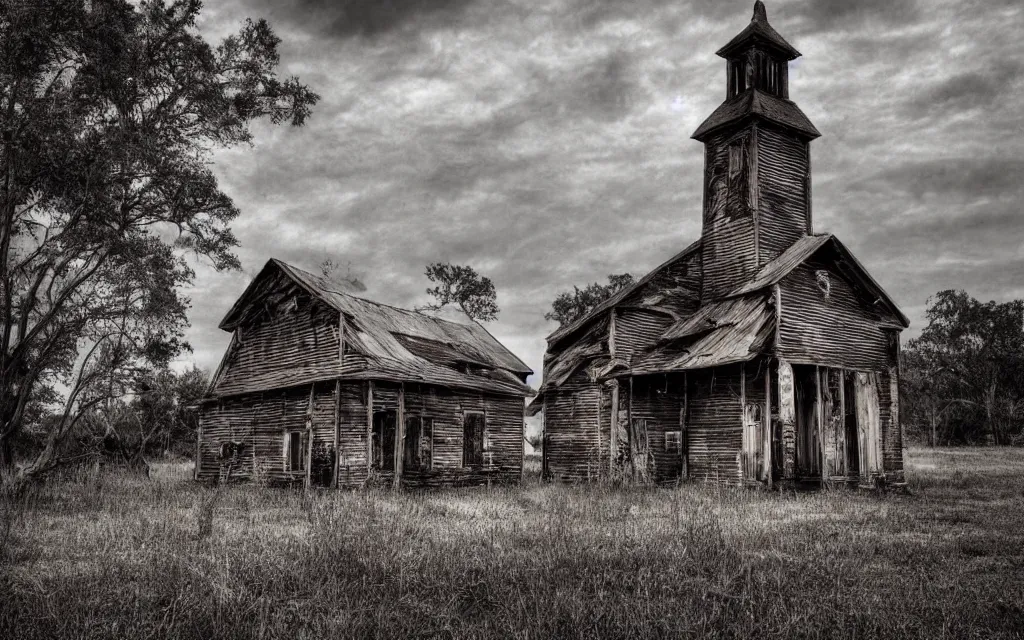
[693,2,820,303]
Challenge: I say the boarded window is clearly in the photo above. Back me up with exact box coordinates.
[630,418,649,454]
[728,141,744,179]
[372,410,397,471]
[285,431,305,472]
[404,416,433,470]
[463,412,486,467]
[665,430,682,454]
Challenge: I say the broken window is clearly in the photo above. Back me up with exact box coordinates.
[372,410,397,471]
[463,411,486,467]
[285,431,306,472]
[665,430,682,454]
[404,416,434,470]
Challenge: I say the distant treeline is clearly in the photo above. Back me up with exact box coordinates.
[901,290,1024,446]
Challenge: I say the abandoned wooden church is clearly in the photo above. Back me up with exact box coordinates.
[529,1,909,488]
[196,259,533,487]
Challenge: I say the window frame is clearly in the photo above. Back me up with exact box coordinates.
[665,430,682,454]
[404,415,435,471]
[285,430,306,473]
[462,410,487,467]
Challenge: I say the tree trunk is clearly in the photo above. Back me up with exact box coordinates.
[985,381,997,446]
[930,406,937,448]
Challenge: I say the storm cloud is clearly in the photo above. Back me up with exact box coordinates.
[184,0,1024,388]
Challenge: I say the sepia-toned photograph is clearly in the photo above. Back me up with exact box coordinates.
[1,0,1022,637]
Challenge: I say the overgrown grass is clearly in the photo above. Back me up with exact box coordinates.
[1,448,1023,638]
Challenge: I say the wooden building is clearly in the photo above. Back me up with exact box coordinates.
[528,2,910,488]
[196,259,533,488]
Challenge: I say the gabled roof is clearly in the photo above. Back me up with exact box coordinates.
[716,1,801,61]
[215,259,533,397]
[546,239,701,347]
[725,233,910,328]
[692,89,820,141]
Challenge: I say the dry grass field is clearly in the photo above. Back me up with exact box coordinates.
[1,448,1023,639]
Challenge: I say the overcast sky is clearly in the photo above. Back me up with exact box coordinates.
[181,0,1024,386]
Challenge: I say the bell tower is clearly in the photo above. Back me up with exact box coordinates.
[693,1,820,302]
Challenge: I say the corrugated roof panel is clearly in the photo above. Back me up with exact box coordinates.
[630,298,773,374]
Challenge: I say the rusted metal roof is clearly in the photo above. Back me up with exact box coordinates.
[660,293,771,342]
[726,234,910,328]
[629,295,774,374]
[692,89,820,141]
[546,239,701,346]
[215,259,533,397]
[275,260,531,374]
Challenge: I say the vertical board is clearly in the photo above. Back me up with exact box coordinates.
[777,358,796,480]
[855,372,882,480]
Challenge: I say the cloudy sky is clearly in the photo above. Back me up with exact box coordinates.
[181,0,1024,386]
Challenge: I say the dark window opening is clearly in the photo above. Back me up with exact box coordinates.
[372,410,397,471]
[404,416,434,470]
[463,412,486,467]
[286,431,306,472]
[843,373,860,477]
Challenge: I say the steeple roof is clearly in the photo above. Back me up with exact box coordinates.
[691,89,820,141]
[716,1,801,60]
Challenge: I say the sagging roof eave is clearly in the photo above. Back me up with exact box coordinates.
[606,351,765,379]
[205,371,534,402]
[545,239,702,349]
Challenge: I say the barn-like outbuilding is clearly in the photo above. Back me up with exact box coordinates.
[196,259,533,488]
[529,2,909,488]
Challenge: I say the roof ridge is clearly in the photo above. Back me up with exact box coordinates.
[273,258,484,332]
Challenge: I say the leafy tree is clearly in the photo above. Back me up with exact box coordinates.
[74,366,208,474]
[902,290,1024,445]
[421,263,499,322]
[0,0,318,479]
[545,274,635,326]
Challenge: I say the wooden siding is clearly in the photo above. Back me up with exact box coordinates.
[686,366,743,485]
[214,297,341,397]
[777,261,895,370]
[336,382,369,487]
[614,309,673,363]
[197,386,311,484]
[200,379,523,488]
[630,374,685,483]
[701,131,758,301]
[756,124,809,265]
[543,369,604,481]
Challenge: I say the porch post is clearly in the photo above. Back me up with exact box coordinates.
[394,382,405,488]
[777,358,796,482]
[366,381,374,475]
[763,361,772,487]
[332,379,341,488]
